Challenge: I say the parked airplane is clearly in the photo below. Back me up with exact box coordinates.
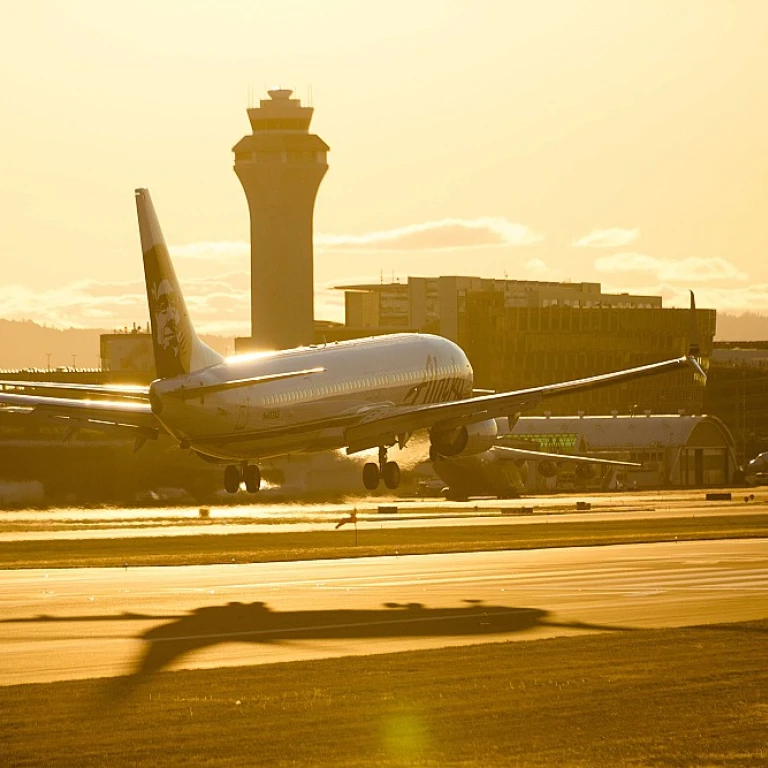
[432,440,639,500]
[0,189,706,496]
[744,451,768,486]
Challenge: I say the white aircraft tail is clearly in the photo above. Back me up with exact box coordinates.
[135,188,224,379]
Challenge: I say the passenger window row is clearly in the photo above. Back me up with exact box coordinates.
[262,363,463,407]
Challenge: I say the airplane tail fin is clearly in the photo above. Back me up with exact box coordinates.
[135,188,224,379]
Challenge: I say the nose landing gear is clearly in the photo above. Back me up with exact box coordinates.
[362,446,401,491]
[223,463,261,494]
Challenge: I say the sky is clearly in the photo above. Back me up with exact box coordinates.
[1,0,767,339]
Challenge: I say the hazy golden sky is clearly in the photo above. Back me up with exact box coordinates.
[1,1,766,336]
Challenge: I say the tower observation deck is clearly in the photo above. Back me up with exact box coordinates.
[233,89,329,349]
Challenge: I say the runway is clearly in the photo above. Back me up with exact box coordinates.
[1,487,764,541]
[1,538,766,687]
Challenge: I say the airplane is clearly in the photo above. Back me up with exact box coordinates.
[0,188,706,496]
[744,451,768,486]
[431,439,639,500]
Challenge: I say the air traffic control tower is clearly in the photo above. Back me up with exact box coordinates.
[233,89,329,350]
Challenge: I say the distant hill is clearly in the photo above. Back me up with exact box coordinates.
[0,319,231,372]
[0,320,105,371]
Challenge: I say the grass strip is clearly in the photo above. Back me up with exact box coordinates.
[1,620,766,767]
[1,513,767,569]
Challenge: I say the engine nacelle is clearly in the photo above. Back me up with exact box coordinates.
[537,460,559,478]
[575,463,596,480]
[430,419,498,458]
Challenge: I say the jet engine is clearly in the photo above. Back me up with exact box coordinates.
[429,419,498,458]
[575,463,597,480]
[536,460,559,478]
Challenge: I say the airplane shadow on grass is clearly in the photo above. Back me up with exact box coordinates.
[2,600,635,694]
[119,600,633,689]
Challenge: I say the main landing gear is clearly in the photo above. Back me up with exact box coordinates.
[223,463,261,494]
[362,446,401,491]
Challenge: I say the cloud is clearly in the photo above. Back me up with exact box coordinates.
[573,228,639,248]
[167,217,543,267]
[0,274,252,338]
[522,258,566,281]
[170,241,249,262]
[314,280,348,324]
[5,270,768,343]
[594,252,749,283]
[670,285,768,311]
[315,217,543,252]
[598,281,768,315]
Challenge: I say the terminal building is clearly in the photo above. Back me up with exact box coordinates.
[337,277,714,416]
[338,277,662,342]
[704,341,768,464]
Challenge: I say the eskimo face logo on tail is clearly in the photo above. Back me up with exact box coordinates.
[153,279,181,355]
[146,264,190,378]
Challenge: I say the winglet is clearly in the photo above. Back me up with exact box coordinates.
[688,290,700,358]
[687,290,706,382]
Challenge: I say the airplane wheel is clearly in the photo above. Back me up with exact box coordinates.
[223,464,241,494]
[382,461,401,490]
[243,465,261,493]
[362,462,380,491]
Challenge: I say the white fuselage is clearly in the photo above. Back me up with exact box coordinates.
[149,333,473,461]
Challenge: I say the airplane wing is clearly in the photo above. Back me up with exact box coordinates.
[344,354,704,454]
[491,445,640,468]
[0,380,150,400]
[0,391,159,436]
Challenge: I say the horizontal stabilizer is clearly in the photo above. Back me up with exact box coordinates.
[0,391,159,437]
[0,380,149,400]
